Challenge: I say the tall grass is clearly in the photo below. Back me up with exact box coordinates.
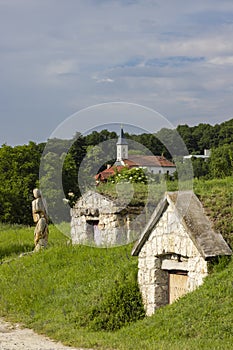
[0,224,68,261]
[194,177,233,247]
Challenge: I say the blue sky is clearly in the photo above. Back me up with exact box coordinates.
[1,0,233,145]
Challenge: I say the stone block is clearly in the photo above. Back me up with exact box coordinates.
[146,303,155,316]
[156,236,163,255]
[180,238,188,257]
[154,258,161,269]
[167,212,176,226]
[138,270,145,285]
[146,242,153,257]
[138,257,145,269]
[146,285,156,304]
[143,271,151,285]
[145,257,155,269]
[154,285,168,306]
[111,221,119,228]
[161,259,188,271]
[174,235,181,252]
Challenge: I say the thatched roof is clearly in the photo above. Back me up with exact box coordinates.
[132,191,232,259]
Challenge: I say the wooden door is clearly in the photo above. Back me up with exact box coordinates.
[169,272,188,304]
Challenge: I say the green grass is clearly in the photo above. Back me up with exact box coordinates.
[97,181,167,207]
[0,224,34,260]
[194,177,233,247]
[0,177,233,349]
[0,227,145,346]
[0,223,68,261]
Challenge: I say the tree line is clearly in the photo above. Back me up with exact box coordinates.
[0,119,232,225]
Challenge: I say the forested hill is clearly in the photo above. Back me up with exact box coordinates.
[0,118,232,225]
[177,118,233,154]
[123,118,233,157]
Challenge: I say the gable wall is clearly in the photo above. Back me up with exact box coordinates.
[74,192,115,213]
[71,192,147,246]
[138,204,208,316]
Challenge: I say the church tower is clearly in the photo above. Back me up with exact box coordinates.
[116,127,128,162]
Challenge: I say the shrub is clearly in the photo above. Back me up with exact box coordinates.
[87,272,145,331]
[108,167,152,184]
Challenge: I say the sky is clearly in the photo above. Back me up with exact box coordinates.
[1,0,233,145]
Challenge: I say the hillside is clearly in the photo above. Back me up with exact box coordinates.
[0,178,232,350]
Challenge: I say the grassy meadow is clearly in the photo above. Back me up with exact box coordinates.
[0,177,233,349]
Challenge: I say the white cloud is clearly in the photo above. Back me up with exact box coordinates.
[96,78,115,83]
[46,60,77,76]
[208,56,233,65]
[92,75,115,83]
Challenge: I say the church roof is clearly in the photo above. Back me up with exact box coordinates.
[116,127,128,145]
[95,165,125,180]
[132,191,232,259]
[95,155,176,181]
[124,155,176,168]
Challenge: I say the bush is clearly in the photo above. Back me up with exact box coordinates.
[87,272,145,331]
[108,167,153,184]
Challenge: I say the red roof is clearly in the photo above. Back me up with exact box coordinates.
[125,155,176,168]
[95,165,125,181]
[122,159,137,167]
[95,155,175,182]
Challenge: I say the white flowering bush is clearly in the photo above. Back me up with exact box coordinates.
[108,167,150,184]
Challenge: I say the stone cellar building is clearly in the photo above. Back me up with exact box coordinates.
[132,191,232,316]
[70,190,147,247]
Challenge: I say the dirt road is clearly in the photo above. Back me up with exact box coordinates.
[0,319,92,350]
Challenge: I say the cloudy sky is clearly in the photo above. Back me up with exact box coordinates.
[1,0,233,145]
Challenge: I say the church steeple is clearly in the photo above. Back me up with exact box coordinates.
[116,126,128,161]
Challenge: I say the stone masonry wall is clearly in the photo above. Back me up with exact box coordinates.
[71,200,146,246]
[138,204,208,316]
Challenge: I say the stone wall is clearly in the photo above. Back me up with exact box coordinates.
[70,191,148,247]
[138,204,208,316]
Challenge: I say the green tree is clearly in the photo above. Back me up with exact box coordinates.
[78,145,108,192]
[62,152,80,205]
[218,119,233,146]
[126,133,165,157]
[209,143,233,178]
[192,158,210,179]
[85,129,117,146]
[155,128,187,157]
[0,142,42,224]
[177,124,198,153]
[39,152,70,223]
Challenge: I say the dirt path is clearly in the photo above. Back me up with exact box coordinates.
[0,319,92,350]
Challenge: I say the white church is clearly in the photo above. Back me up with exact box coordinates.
[96,128,176,182]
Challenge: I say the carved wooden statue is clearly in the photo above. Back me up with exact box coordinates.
[32,188,49,252]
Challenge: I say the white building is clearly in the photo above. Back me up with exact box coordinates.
[96,128,176,181]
